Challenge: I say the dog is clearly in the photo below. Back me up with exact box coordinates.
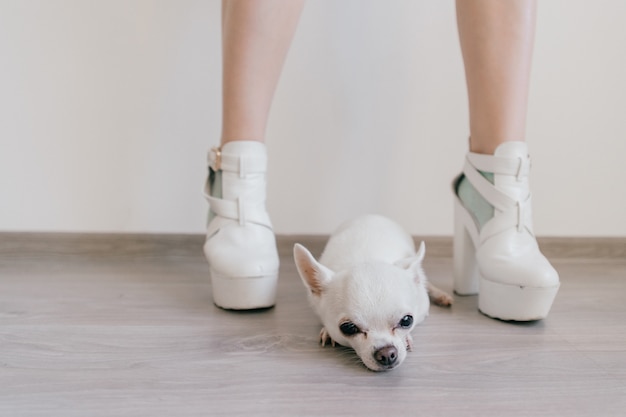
[293,214,452,371]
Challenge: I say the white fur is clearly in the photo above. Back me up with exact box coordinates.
[294,214,448,372]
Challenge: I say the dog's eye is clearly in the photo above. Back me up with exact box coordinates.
[339,321,360,336]
[399,315,414,328]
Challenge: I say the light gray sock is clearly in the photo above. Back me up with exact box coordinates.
[207,169,222,225]
[457,171,494,230]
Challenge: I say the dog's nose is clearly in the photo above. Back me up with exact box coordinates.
[374,345,398,367]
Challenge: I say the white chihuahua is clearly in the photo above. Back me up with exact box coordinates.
[293,214,452,371]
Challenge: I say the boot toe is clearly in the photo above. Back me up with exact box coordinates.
[477,232,559,289]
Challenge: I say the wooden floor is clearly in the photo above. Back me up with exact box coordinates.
[1,234,625,417]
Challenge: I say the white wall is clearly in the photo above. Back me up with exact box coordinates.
[1,0,625,236]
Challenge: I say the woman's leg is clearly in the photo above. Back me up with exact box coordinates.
[456,0,536,154]
[453,0,559,321]
[205,0,304,310]
[221,0,305,144]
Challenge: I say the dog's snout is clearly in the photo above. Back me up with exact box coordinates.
[374,345,398,367]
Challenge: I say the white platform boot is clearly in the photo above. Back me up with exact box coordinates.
[453,142,560,321]
[203,141,279,310]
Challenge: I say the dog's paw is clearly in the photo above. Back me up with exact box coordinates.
[427,283,454,307]
[433,292,453,307]
[320,327,336,347]
[406,334,413,352]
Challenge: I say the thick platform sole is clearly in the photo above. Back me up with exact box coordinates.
[210,269,278,310]
[479,276,560,321]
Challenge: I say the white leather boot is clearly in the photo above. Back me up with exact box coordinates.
[203,141,279,310]
[453,142,560,321]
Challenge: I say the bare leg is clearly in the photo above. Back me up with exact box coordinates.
[456,0,537,155]
[221,0,305,145]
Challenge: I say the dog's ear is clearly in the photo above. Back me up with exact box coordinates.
[394,241,426,284]
[293,243,334,296]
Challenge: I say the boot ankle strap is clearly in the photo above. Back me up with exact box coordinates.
[467,152,531,179]
[208,147,267,175]
[205,195,273,229]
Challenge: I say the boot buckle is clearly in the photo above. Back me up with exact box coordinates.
[209,147,222,171]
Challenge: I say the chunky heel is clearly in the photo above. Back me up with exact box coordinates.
[453,197,479,295]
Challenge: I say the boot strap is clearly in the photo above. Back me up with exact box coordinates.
[462,154,534,238]
[205,195,273,229]
[467,151,531,179]
[209,147,267,176]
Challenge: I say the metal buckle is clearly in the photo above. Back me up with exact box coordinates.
[209,147,222,171]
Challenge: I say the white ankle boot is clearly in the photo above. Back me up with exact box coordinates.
[453,142,560,321]
[203,141,279,310]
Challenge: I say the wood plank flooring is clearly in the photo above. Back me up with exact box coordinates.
[0,234,625,417]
